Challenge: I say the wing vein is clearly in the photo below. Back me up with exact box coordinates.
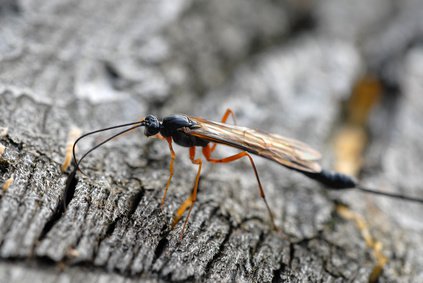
[188,117,322,173]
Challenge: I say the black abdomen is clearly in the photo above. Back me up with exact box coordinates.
[302,170,357,189]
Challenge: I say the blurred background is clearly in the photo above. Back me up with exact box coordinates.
[0,0,423,282]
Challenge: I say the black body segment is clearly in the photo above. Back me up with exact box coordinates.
[160,114,209,148]
[303,169,357,189]
[160,114,196,135]
[144,115,161,136]
[170,131,209,148]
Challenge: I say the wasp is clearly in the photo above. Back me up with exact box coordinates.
[64,109,423,237]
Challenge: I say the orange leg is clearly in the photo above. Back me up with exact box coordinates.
[153,133,165,140]
[202,144,276,230]
[161,137,176,207]
[220,108,237,125]
[172,147,203,239]
[210,108,237,152]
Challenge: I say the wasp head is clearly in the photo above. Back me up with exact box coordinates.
[143,115,161,137]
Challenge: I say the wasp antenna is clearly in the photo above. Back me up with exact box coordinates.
[63,120,145,210]
[357,185,423,204]
[75,123,144,167]
[72,120,145,167]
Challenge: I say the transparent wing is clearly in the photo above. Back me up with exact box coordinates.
[187,116,322,173]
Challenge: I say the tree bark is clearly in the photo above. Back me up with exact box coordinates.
[1,0,423,282]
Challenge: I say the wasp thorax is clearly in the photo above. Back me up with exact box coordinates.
[144,115,161,136]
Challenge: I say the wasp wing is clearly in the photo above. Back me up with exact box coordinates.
[187,117,322,173]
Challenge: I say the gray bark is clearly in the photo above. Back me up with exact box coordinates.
[1,0,423,282]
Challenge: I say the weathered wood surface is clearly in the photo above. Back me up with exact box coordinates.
[0,0,423,282]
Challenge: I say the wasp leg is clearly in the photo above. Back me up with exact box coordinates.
[210,108,237,153]
[153,133,165,140]
[161,137,176,207]
[220,108,237,125]
[202,144,277,230]
[172,146,202,239]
